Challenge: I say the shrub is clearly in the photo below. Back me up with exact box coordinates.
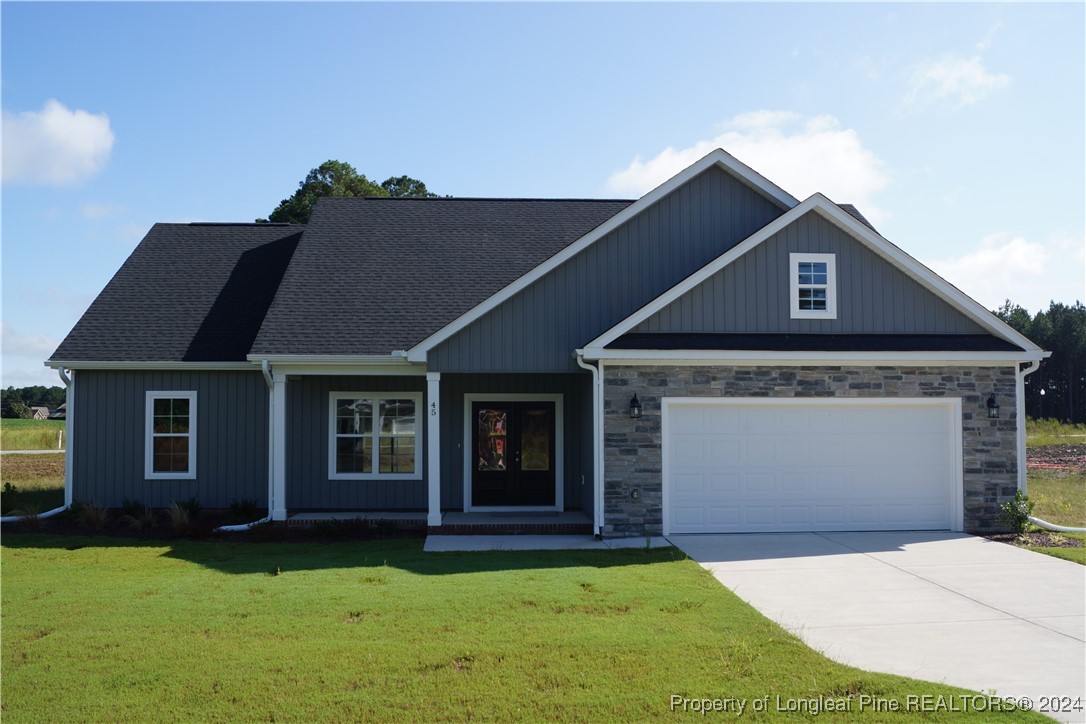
[229,499,258,520]
[176,497,201,519]
[73,501,110,531]
[166,502,190,534]
[120,498,148,518]
[1000,490,1035,534]
[120,507,157,532]
[8,501,42,529]
[2,483,21,514]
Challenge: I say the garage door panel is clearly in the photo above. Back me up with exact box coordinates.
[666,400,957,534]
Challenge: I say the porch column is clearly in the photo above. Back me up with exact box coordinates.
[426,372,442,527]
[271,372,288,521]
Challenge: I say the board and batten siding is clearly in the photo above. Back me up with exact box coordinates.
[286,375,427,510]
[428,166,788,372]
[438,373,592,513]
[636,210,987,335]
[72,370,268,508]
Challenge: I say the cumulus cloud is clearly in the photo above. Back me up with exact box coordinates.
[904,54,1009,108]
[2,100,115,185]
[606,111,891,223]
[926,231,1085,312]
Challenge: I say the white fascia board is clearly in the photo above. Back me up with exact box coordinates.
[581,348,1047,366]
[45,360,254,371]
[246,354,413,365]
[404,148,799,363]
[583,194,1042,354]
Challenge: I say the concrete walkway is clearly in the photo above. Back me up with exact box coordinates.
[673,532,1085,719]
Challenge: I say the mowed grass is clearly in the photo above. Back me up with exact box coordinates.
[1026,532,1086,564]
[1,454,64,515]
[1,538,1043,722]
[1025,418,1086,448]
[0,419,65,451]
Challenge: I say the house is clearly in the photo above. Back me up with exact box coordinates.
[30,406,50,420]
[48,403,67,420]
[46,149,1047,536]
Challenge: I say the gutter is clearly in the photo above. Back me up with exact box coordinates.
[575,353,604,538]
[217,360,275,532]
[2,368,74,524]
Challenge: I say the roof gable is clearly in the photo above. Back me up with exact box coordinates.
[583,194,1042,355]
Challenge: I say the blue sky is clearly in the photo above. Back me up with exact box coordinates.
[2,2,1083,387]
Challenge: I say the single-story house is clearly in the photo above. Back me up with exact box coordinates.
[30,406,50,420]
[48,403,67,420]
[47,149,1047,536]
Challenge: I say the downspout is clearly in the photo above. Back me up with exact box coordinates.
[1,368,73,524]
[1017,359,1086,533]
[216,360,274,532]
[575,354,603,538]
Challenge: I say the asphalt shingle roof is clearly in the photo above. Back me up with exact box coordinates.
[50,223,303,362]
[249,197,633,356]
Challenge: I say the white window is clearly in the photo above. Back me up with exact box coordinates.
[145,391,197,480]
[329,392,422,480]
[789,253,837,319]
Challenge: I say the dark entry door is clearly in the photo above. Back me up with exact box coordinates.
[471,401,556,506]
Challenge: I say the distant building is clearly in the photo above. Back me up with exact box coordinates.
[48,403,67,420]
[30,406,50,420]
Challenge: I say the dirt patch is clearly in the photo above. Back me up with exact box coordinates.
[983,531,1083,549]
[1027,443,1086,470]
[0,454,65,481]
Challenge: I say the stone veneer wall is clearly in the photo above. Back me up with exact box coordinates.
[602,365,1018,537]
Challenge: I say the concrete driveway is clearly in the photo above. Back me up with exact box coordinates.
[672,532,1085,718]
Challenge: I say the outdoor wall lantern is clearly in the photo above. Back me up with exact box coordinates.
[987,394,1000,419]
[629,393,643,419]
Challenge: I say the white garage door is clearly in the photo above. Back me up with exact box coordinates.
[664,398,961,534]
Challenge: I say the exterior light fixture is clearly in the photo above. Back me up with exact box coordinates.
[986,394,1000,419]
[629,393,642,419]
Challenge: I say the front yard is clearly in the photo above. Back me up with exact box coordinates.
[0,537,1045,721]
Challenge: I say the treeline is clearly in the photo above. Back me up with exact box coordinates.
[1,386,66,418]
[996,301,1085,424]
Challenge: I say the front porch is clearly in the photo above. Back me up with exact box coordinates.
[287,510,592,535]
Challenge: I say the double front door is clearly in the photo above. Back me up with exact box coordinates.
[471,401,556,507]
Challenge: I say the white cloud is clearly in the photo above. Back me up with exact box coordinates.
[2,100,115,185]
[0,322,60,359]
[976,22,1002,52]
[81,202,126,221]
[0,322,65,387]
[904,54,1009,108]
[926,231,1085,313]
[605,111,891,224]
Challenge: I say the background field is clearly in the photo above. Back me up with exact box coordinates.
[0,419,66,451]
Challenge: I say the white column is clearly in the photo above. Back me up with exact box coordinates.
[426,372,442,527]
[63,369,74,508]
[271,372,288,521]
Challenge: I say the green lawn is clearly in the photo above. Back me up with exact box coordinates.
[1027,468,1086,528]
[0,537,1043,722]
[1025,532,1086,564]
[1025,418,1086,448]
[0,418,66,451]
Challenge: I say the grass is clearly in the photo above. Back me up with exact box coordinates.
[0,419,66,451]
[1026,468,1086,528]
[0,537,1045,722]
[1,454,65,515]
[1025,532,1086,564]
[1025,418,1086,448]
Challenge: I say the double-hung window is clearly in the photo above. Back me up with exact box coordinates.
[145,391,197,479]
[329,392,422,480]
[789,253,837,319]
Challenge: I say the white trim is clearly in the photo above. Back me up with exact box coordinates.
[581,349,1046,365]
[47,361,253,371]
[426,373,442,526]
[265,364,426,377]
[660,396,964,535]
[271,374,287,520]
[462,393,564,513]
[328,391,424,481]
[582,194,1042,354]
[247,354,413,366]
[789,252,837,320]
[144,391,197,480]
[1017,361,1041,494]
[61,369,74,508]
[405,149,799,363]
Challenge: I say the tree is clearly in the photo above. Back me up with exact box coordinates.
[258,160,436,224]
[6,400,32,419]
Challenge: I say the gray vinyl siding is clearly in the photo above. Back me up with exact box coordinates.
[71,370,267,508]
[438,373,592,512]
[429,166,787,372]
[636,210,987,335]
[286,376,427,510]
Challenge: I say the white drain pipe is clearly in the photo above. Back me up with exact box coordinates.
[575,354,603,538]
[216,359,274,532]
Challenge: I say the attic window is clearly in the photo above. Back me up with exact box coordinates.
[789,253,837,320]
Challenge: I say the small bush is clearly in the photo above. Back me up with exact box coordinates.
[121,507,157,532]
[73,501,110,531]
[229,499,258,521]
[1000,490,1035,534]
[120,498,148,518]
[2,483,21,514]
[166,502,190,534]
[9,501,43,529]
[176,497,201,519]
